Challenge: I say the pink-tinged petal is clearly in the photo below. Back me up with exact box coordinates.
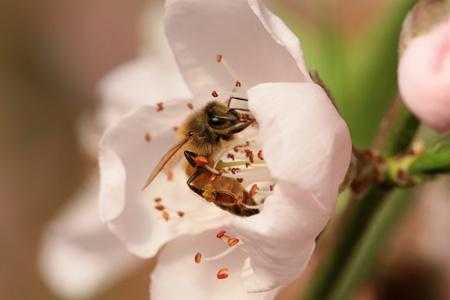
[399,17,450,133]
[39,179,141,299]
[151,231,280,300]
[164,0,310,103]
[230,82,352,292]
[99,102,230,257]
[248,82,352,211]
[98,56,191,128]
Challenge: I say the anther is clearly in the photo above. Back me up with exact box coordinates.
[227,238,239,247]
[194,252,202,264]
[257,150,264,160]
[212,90,219,98]
[216,268,229,280]
[216,230,226,239]
[144,133,151,142]
[155,204,165,211]
[156,102,164,112]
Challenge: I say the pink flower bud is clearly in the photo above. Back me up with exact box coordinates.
[398,16,450,133]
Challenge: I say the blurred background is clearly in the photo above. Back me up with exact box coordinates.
[1,0,448,299]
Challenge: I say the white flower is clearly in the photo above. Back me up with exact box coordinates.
[38,2,191,297]
[99,0,352,299]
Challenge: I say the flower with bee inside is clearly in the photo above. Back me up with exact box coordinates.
[99,0,352,299]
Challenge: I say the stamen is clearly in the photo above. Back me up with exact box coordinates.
[194,252,202,264]
[216,53,246,93]
[211,90,219,98]
[154,204,165,211]
[257,150,264,160]
[156,102,164,112]
[227,238,240,247]
[204,246,239,262]
[216,268,229,280]
[216,231,241,248]
[216,230,226,239]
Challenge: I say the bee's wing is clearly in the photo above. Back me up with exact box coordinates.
[142,136,191,190]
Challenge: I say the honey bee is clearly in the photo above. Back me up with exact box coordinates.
[142,99,258,216]
[184,150,260,217]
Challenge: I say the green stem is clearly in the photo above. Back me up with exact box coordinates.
[410,146,450,175]
[382,107,419,156]
[302,187,391,300]
[329,189,412,300]
[303,114,419,300]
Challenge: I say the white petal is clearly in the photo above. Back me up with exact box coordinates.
[230,82,352,292]
[248,82,352,211]
[99,102,230,257]
[98,56,191,128]
[164,0,310,103]
[151,231,279,300]
[39,179,141,299]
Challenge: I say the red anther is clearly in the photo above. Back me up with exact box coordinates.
[235,81,242,87]
[212,90,219,98]
[194,252,202,264]
[177,211,185,217]
[257,150,264,160]
[187,103,194,110]
[156,102,164,112]
[216,54,223,63]
[216,268,229,280]
[154,197,162,203]
[216,230,226,239]
[194,156,209,167]
[173,126,179,132]
[227,153,235,160]
[145,133,151,142]
[155,204,165,211]
[269,185,274,191]
[244,149,254,163]
[227,238,239,247]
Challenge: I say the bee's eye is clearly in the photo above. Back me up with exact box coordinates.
[208,114,227,128]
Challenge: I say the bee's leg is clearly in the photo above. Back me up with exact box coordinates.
[227,97,250,112]
[184,150,198,167]
[226,121,253,134]
[186,168,205,197]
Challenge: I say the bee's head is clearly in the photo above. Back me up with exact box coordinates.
[204,101,252,136]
